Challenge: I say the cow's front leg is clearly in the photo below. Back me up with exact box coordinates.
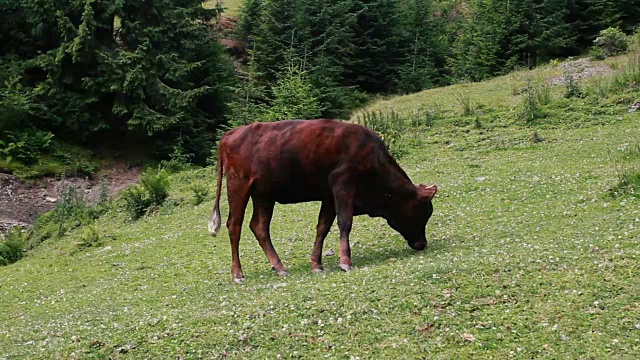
[310,199,336,273]
[330,172,355,272]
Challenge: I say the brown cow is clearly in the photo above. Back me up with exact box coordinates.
[208,119,437,282]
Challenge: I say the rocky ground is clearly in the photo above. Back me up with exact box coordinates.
[549,58,613,85]
[0,163,142,233]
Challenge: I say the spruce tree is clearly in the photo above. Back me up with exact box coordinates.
[251,0,304,83]
[346,0,403,93]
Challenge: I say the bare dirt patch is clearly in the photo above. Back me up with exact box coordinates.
[0,162,142,233]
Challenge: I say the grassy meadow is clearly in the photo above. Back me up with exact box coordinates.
[1,50,640,359]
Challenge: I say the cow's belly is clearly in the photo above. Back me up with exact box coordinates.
[273,183,330,204]
[252,174,332,204]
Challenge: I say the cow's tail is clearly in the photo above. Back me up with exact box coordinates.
[208,147,224,237]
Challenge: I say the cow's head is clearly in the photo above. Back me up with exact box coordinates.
[385,184,437,251]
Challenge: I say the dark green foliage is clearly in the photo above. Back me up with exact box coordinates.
[0,226,27,266]
[395,0,449,93]
[140,169,170,206]
[0,0,236,167]
[237,0,263,45]
[122,185,152,221]
[0,129,53,164]
[75,225,102,249]
[519,77,546,124]
[347,0,403,93]
[564,69,584,99]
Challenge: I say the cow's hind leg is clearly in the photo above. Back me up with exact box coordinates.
[310,199,336,273]
[226,179,252,283]
[249,197,287,276]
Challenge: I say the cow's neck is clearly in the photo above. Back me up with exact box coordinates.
[359,159,417,218]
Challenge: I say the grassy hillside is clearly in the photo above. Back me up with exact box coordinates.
[1,50,639,359]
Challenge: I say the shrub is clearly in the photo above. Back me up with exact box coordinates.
[589,46,606,61]
[75,225,102,249]
[122,185,152,220]
[612,39,640,89]
[121,168,171,220]
[0,129,54,164]
[354,109,407,159]
[159,141,194,173]
[0,226,28,266]
[593,27,629,57]
[409,107,440,128]
[190,183,210,206]
[140,169,170,205]
[263,62,323,122]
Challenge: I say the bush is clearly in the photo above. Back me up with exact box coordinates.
[121,168,171,220]
[0,226,28,266]
[75,225,102,249]
[593,27,629,57]
[190,183,210,206]
[0,129,54,164]
[263,62,323,122]
[564,69,584,99]
[122,185,152,220]
[589,46,606,61]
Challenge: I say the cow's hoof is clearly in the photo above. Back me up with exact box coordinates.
[275,270,289,277]
[338,263,353,272]
[233,277,245,283]
[311,267,325,274]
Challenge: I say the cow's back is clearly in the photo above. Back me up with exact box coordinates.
[219,119,387,203]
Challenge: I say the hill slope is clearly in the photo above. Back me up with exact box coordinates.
[1,53,639,359]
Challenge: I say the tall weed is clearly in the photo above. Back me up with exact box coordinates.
[518,76,547,124]
[453,90,474,116]
[609,143,640,199]
[354,110,407,159]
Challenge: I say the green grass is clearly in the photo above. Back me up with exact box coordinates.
[2,53,640,358]
[204,0,244,16]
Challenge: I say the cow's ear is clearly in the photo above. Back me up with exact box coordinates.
[417,184,437,201]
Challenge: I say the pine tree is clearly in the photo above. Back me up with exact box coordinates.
[237,0,263,46]
[298,0,360,117]
[346,0,403,93]
[251,0,304,83]
[396,0,449,93]
[448,0,507,82]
